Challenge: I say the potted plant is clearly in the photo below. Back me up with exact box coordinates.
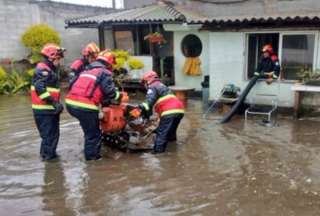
[144,32,166,45]
[128,58,145,79]
[298,69,320,86]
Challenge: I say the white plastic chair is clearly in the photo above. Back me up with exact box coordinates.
[245,81,279,122]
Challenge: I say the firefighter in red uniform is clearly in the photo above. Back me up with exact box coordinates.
[31,43,65,161]
[139,71,185,154]
[69,42,100,87]
[65,50,121,160]
[254,44,280,84]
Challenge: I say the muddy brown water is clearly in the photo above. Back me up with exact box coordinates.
[1,95,320,216]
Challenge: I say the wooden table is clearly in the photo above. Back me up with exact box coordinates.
[169,86,195,107]
[291,84,320,118]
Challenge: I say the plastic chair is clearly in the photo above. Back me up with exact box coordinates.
[245,81,279,122]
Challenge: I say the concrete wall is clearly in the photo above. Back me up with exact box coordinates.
[168,24,209,91]
[0,0,113,65]
[0,0,40,60]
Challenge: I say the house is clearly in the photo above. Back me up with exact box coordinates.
[66,0,320,108]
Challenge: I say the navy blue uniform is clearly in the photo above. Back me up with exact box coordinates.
[256,54,280,77]
[31,60,62,160]
[140,81,184,153]
[66,60,119,160]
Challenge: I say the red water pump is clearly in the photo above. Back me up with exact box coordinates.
[100,92,158,151]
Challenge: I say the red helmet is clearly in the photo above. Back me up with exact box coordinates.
[82,42,100,57]
[142,70,159,84]
[97,50,115,65]
[262,44,273,53]
[41,43,65,59]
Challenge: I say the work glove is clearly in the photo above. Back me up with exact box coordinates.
[138,104,151,119]
[254,72,262,77]
[129,108,142,118]
[52,101,64,114]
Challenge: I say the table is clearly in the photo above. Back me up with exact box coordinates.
[291,84,320,118]
[169,86,195,107]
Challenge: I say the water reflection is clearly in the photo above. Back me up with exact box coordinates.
[42,161,74,216]
[1,96,320,215]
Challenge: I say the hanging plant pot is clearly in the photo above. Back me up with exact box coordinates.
[144,32,166,45]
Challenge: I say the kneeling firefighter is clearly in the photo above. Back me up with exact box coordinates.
[65,50,122,160]
[31,43,65,161]
[69,42,100,86]
[139,71,185,154]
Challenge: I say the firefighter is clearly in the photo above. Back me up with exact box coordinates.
[31,43,65,161]
[254,44,280,84]
[65,50,121,160]
[69,42,100,87]
[139,71,185,154]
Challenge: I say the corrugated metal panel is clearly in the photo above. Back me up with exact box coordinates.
[66,1,320,26]
[67,4,186,25]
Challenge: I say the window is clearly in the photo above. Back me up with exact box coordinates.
[246,32,316,80]
[181,34,202,57]
[247,33,279,78]
[115,31,134,54]
[139,26,151,55]
[281,34,315,80]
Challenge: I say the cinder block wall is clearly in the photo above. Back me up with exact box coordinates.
[0,0,39,60]
[0,0,114,65]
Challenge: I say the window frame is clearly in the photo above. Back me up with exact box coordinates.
[244,30,319,82]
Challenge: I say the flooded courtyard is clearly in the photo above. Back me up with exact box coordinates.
[1,95,320,216]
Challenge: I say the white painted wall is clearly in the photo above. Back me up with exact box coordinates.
[209,32,246,100]
[173,30,209,91]
[208,31,320,107]
[171,27,320,108]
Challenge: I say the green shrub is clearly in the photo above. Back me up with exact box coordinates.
[0,67,30,95]
[21,24,61,52]
[21,24,61,64]
[0,66,6,80]
[30,52,43,64]
[128,58,144,70]
[111,50,129,61]
[113,57,126,70]
[26,68,35,77]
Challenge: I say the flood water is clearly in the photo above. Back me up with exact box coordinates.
[1,95,320,216]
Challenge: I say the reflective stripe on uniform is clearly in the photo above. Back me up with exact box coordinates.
[32,104,55,110]
[161,109,185,116]
[156,94,176,105]
[39,92,50,99]
[31,86,60,93]
[79,74,97,80]
[114,91,120,100]
[142,102,149,111]
[46,87,60,93]
[65,99,99,111]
